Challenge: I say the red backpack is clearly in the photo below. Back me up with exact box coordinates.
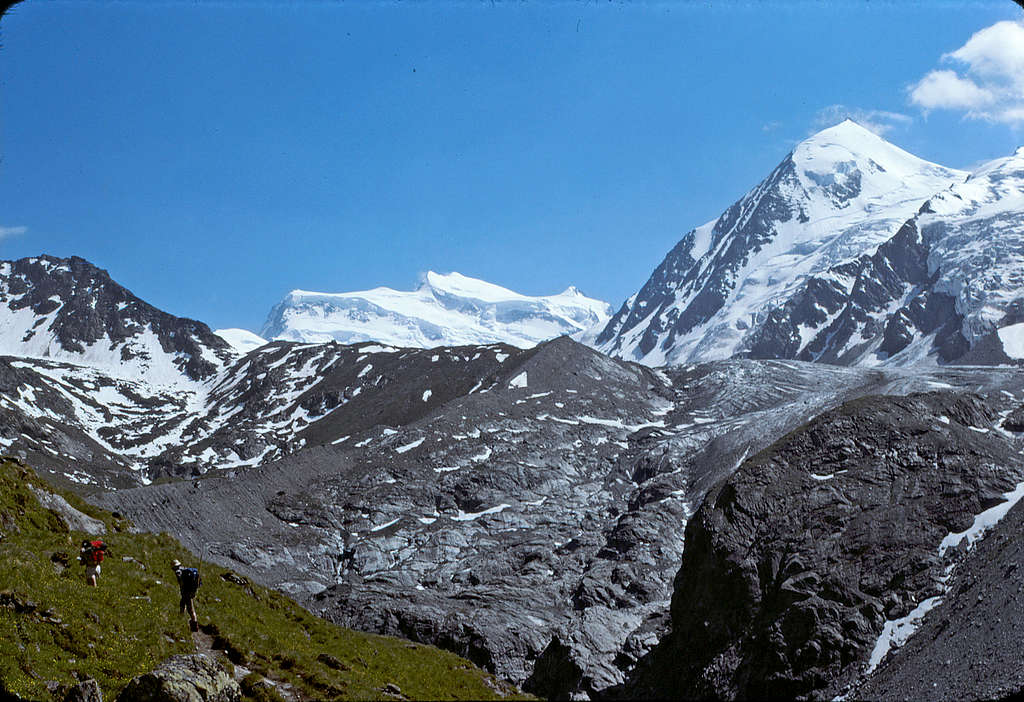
[85,540,106,565]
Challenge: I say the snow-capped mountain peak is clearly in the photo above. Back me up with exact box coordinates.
[915,148,1024,357]
[792,119,962,207]
[261,272,612,349]
[595,121,967,366]
[0,255,234,383]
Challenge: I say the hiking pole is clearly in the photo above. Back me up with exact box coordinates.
[196,543,207,621]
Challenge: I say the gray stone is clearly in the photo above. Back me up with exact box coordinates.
[114,654,239,702]
[29,486,106,535]
[63,679,102,702]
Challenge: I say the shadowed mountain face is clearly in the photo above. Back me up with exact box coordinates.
[618,391,1024,700]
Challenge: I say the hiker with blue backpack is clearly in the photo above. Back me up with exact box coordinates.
[172,559,201,632]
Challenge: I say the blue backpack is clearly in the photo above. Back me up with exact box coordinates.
[180,567,201,595]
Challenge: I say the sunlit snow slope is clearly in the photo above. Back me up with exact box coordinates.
[215,328,268,353]
[261,271,612,349]
[920,148,1024,353]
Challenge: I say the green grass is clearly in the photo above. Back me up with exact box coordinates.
[0,458,530,701]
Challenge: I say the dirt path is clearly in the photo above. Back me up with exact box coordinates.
[190,628,301,701]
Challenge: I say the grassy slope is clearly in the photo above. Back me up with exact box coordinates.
[0,458,528,701]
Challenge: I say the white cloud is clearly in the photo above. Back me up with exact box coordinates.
[0,225,27,240]
[909,70,994,111]
[813,105,912,137]
[948,21,1024,83]
[997,105,1024,123]
[909,20,1024,124]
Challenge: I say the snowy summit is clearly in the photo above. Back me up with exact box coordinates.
[596,120,969,366]
[260,271,612,349]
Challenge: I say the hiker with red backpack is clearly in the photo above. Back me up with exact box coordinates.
[172,559,202,632]
[79,539,108,587]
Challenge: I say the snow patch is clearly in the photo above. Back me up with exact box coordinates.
[866,596,943,674]
[939,480,1024,556]
[998,323,1024,359]
[370,518,400,532]
[451,503,511,521]
[395,438,425,454]
[214,328,267,353]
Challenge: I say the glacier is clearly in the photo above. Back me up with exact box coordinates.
[260,271,612,349]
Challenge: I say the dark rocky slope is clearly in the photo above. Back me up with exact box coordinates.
[853,485,1024,701]
[620,392,1024,700]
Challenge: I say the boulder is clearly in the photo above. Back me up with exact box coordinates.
[115,654,239,702]
[29,486,105,534]
[63,679,102,702]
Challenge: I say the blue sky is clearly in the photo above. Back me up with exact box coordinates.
[1,1,1022,333]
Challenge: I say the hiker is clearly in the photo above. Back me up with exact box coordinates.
[172,559,201,632]
[78,539,107,587]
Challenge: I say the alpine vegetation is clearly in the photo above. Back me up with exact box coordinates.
[0,458,523,701]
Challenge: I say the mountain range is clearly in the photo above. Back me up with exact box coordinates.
[218,120,1024,373]
[4,121,1024,700]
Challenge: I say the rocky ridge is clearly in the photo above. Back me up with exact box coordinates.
[0,326,522,490]
[0,256,233,382]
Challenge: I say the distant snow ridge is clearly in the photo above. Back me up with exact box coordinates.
[260,271,612,349]
[595,120,968,366]
[215,328,267,353]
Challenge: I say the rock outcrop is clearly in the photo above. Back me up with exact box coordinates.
[63,679,102,702]
[29,486,105,534]
[115,655,239,702]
